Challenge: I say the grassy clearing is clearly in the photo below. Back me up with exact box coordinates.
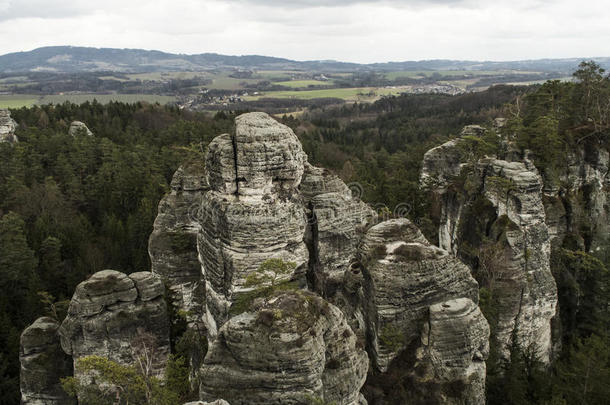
[275,80,333,88]
[244,86,406,102]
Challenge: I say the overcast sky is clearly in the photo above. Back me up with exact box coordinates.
[0,0,608,63]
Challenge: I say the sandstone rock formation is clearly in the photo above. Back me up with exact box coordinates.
[421,128,558,363]
[414,298,490,405]
[200,291,368,405]
[149,161,208,325]
[357,219,480,372]
[144,113,491,404]
[58,270,170,381]
[20,317,74,405]
[543,147,610,254]
[68,121,93,136]
[198,113,310,333]
[0,108,18,143]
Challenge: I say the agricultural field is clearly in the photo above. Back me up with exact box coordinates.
[274,80,333,88]
[244,86,406,101]
[382,69,537,80]
[0,93,176,108]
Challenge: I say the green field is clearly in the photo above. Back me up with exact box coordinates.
[275,80,333,88]
[244,86,406,101]
[0,93,177,108]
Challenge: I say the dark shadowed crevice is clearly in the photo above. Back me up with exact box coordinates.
[304,201,319,291]
[231,133,240,196]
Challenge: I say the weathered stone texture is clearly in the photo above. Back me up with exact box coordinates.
[58,270,170,380]
[200,292,368,405]
[20,317,74,405]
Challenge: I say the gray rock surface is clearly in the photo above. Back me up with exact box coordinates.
[200,291,368,405]
[149,162,209,325]
[358,219,480,372]
[421,132,558,363]
[20,317,74,405]
[58,270,170,381]
[68,121,93,136]
[197,113,310,333]
[414,298,490,405]
[0,108,18,143]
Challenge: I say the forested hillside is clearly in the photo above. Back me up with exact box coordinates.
[0,103,233,402]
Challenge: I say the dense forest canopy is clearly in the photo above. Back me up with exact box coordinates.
[1,61,609,404]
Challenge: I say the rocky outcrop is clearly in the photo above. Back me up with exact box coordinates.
[68,121,93,136]
[544,146,610,254]
[413,298,490,405]
[149,161,208,325]
[200,291,368,405]
[58,270,170,381]
[197,113,311,334]
[300,162,376,340]
[20,317,74,405]
[0,108,18,143]
[143,113,491,404]
[357,219,480,372]
[421,129,558,363]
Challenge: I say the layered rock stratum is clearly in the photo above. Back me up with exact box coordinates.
[58,270,171,381]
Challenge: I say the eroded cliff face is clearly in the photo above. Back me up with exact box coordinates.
[58,270,171,381]
[0,109,18,143]
[421,129,558,363]
[543,146,610,255]
[20,317,74,405]
[149,162,209,325]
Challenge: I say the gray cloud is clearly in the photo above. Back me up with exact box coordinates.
[225,0,469,7]
[0,0,93,21]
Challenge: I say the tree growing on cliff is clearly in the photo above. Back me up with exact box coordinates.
[244,258,297,293]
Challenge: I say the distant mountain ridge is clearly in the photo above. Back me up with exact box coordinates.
[0,46,608,74]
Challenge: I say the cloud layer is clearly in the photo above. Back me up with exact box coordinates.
[0,0,608,62]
